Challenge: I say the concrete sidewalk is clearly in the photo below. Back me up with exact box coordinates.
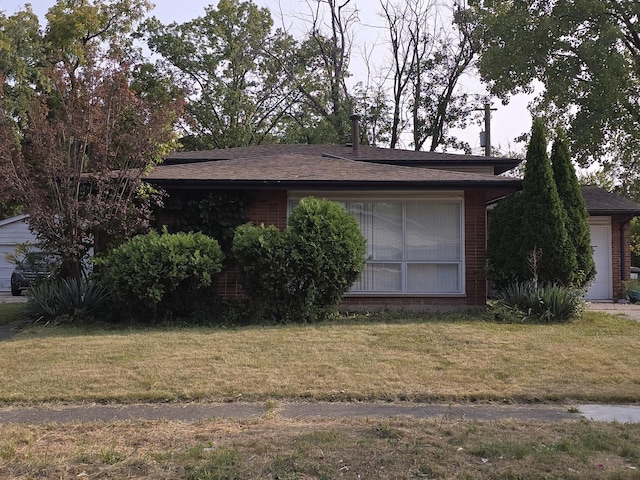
[0,401,639,425]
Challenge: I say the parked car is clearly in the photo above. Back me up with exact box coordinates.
[10,253,58,296]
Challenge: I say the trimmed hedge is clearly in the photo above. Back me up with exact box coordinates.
[95,229,224,322]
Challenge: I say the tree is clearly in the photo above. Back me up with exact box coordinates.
[488,118,577,288]
[0,1,182,280]
[144,0,300,149]
[380,0,478,151]
[551,130,596,287]
[278,0,358,144]
[471,1,640,169]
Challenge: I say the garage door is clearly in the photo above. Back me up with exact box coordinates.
[586,218,612,300]
[0,215,37,292]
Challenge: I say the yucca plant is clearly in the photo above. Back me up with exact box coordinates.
[26,278,110,325]
[496,280,584,323]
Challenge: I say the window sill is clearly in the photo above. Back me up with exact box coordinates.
[345,292,466,298]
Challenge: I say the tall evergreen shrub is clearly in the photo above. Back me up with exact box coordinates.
[487,192,523,288]
[488,118,577,287]
[551,130,595,287]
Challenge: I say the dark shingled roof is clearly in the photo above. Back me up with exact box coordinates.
[146,154,521,189]
[582,185,640,216]
[166,144,520,175]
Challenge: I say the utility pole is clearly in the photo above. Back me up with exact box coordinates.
[476,102,497,156]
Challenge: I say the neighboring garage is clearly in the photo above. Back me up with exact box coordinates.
[582,186,640,301]
[0,214,37,292]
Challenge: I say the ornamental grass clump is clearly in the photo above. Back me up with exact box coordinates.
[494,280,585,323]
[26,278,110,325]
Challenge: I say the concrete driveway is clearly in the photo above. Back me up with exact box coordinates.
[0,291,27,303]
[587,302,640,322]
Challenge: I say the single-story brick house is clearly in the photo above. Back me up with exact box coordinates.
[141,142,640,308]
[146,142,520,310]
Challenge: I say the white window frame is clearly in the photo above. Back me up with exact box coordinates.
[288,191,466,296]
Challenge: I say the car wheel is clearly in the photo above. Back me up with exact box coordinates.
[11,285,21,296]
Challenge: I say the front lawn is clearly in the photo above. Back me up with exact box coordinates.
[3,416,640,480]
[1,308,638,404]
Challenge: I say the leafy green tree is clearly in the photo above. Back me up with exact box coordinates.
[471,0,640,169]
[0,6,43,131]
[551,130,595,287]
[0,199,22,219]
[488,118,577,288]
[144,0,300,149]
[0,0,181,280]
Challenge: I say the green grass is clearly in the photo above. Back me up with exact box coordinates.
[0,303,25,327]
[0,309,639,404]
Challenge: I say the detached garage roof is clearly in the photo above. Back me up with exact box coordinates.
[582,186,640,216]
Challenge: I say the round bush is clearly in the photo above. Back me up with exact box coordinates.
[232,197,366,322]
[96,230,224,321]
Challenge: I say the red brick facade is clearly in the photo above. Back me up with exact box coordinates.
[611,215,633,298]
[464,189,489,306]
[220,188,490,309]
[248,189,288,230]
[217,189,289,299]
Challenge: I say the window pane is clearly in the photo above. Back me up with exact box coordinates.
[407,264,459,292]
[351,263,402,292]
[406,203,460,261]
[349,202,402,260]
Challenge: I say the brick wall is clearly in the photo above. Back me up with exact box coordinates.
[217,189,288,299]
[464,188,488,306]
[218,187,491,309]
[248,189,288,230]
[611,215,632,297]
[340,295,470,311]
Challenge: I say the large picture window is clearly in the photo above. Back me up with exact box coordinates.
[289,194,464,294]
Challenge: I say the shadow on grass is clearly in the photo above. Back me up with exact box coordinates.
[7,303,615,342]
[0,303,27,326]
[6,306,497,341]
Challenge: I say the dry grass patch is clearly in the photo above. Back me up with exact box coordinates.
[1,417,640,479]
[0,310,639,404]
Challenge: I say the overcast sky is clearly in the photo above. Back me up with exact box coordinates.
[0,0,533,155]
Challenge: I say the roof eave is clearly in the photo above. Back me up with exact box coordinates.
[588,210,640,217]
[362,158,520,171]
[144,179,523,190]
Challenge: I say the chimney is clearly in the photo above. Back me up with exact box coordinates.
[350,114,361,156]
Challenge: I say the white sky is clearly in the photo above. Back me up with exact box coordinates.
[0,0,533,156]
